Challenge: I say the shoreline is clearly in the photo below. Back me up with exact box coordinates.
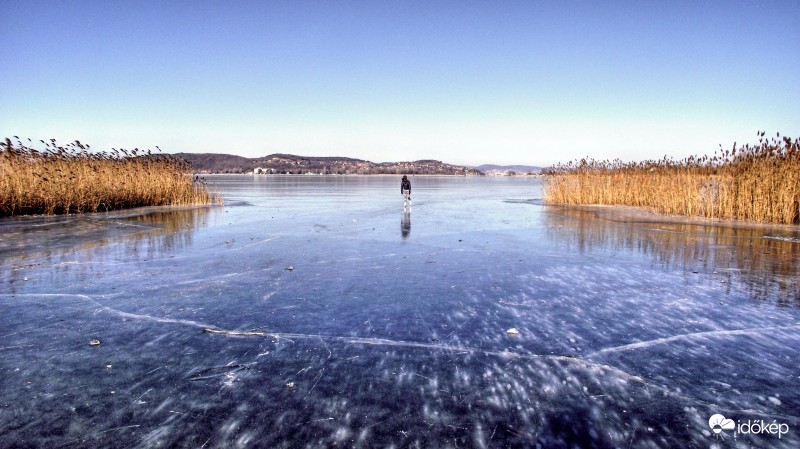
[197,172,542,177]
[197,173,487,177]
[543,201,800,233]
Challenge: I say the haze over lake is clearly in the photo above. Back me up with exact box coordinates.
[1,175,798,448]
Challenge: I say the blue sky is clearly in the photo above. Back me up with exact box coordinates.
[2,1,798,166]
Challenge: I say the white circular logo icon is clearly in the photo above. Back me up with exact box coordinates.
[709,414,735,434]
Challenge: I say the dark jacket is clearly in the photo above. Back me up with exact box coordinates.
[401,178,411,193]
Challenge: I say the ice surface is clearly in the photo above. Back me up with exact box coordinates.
[1,175,799,448]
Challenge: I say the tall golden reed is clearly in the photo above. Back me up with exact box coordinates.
[543,132,800,225]
[1,138,220,217]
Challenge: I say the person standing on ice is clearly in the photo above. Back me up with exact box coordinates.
[400,175,411,208]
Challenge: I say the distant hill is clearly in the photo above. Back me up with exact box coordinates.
[473,164,542,175]
[173,152,483,175]
[172,153,252,173]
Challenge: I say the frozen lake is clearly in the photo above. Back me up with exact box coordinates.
[1,175,799,448]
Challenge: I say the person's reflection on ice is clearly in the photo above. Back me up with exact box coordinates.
[401,211,411,239]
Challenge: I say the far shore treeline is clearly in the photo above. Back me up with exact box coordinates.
[543,132,800,225]
[1,138,219,217]
[174,152,483,175]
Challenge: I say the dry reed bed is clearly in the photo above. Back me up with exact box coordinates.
[543,132,800,225]
[1,138,219,217]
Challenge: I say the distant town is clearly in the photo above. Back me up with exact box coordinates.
[174,152,542,176]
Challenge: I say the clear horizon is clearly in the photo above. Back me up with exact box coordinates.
[2,1,798,167]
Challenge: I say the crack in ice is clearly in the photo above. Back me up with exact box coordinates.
[3,292,753,403]
[587,323,800,358]
[1,293,217,330]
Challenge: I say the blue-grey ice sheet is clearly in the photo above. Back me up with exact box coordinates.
[1,175,798,448]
